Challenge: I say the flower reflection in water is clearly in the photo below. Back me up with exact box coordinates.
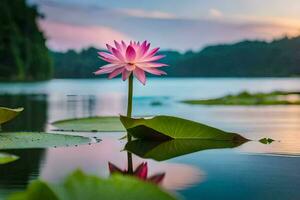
[109,161,165,184]
[40,136,202,191]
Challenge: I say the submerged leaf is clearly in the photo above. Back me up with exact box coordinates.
[126,139,246,161]
[0,152,19,164]
[52,116,125,132]
[120,115,248,141]
[0,132,91,149]
[0,107,24,125]
[8,170,177,200]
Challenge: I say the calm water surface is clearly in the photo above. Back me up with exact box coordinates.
[0,78,300,200]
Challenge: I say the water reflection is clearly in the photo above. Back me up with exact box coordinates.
[40,135,203,191]
[1,79,300,199]
[126,139,247,161]
[0,94,48,198]
[0,94,48,131]
[48,93,125,122]
[0,149,45,198]
[108,161,166,184]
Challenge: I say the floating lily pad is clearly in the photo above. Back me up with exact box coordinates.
[0,132,91,149]
[120,115,248,141]
[0,152,19,164]
[0,107,24,124]
[259,138,275,144]
[126,139,246,161]
[8,170,176,200]
[52,116,125,132]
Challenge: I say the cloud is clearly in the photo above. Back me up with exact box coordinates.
[119,8,176,19]
[209,8,223,18]
[39,20,132,51]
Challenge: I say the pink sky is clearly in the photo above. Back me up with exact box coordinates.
[35,0,300,52]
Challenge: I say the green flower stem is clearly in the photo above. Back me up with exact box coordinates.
[127,74,133,119]
[127,74,133,173]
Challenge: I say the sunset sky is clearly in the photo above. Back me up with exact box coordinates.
[29,0,300,52]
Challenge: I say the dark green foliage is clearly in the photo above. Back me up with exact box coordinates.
[0,0,52,81]
[52,36,300,78]
[51,48,106,78]
[173,37,300,77]
[182,91,300,105]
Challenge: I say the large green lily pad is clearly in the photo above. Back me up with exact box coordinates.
[120,115,248,141]
[0,107,24,125]
[126,139,246,161]
[8,170,177,200]
[0,132,91,149]
[52,116,125,132]
[0,152,19,164]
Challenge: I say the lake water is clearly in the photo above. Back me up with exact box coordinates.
[0,78,300,200]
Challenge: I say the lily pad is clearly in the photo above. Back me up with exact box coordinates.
[0,107,24,124]
[0,132,91,149]
[8,170,177,200]
[126,139,246,161]
[120,115,248,141]
[52,116,125,132]
[0,152,19,164]
[259,138,275,144]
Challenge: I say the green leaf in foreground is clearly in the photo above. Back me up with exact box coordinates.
[0,132,91,149]
[120,115,248,141]
[126,139,246,161]
[52,116,125,132]
[8,170,177,200]
[0,152,19,164]
[0,107,24,125]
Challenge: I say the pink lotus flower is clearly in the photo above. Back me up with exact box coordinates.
[94,40,167,85]
[108,162,165,184]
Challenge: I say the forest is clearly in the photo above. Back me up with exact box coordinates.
[52,36,300,78]
[0,0,52,81]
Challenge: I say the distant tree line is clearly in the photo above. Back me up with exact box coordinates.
[0,0,52,81]
[52,36,300,78]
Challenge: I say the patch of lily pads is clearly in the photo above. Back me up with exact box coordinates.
[182,91,300,105]
[51,114,250,158]
[0,107,92,164]
[52,115,248,140]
